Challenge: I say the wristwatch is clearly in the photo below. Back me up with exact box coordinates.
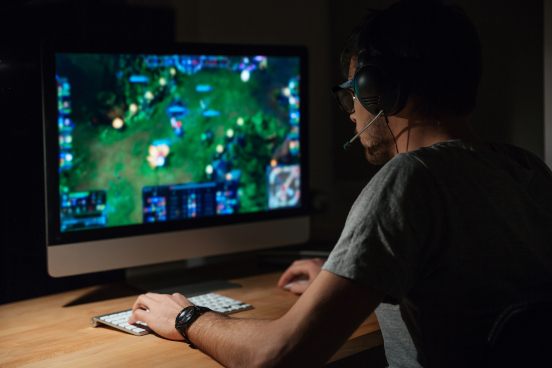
[175,306,212,347]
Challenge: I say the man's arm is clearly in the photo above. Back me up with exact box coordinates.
[128,270,384,368]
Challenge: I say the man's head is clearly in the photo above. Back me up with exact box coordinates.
[338,0,482,164]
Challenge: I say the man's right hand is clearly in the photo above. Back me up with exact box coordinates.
[277,258,325,294]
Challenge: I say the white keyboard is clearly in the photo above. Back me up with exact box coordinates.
[90,309,150,335]
[90,292,253,336]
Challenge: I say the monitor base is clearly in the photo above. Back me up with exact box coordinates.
[63,279,241,307]
[63,283,144,307]
[63,257,251,307]
[150,280,241,296]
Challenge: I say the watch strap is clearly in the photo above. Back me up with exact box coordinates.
[175,306,212,347]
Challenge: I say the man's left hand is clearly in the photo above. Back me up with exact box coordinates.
[128,292,193,341]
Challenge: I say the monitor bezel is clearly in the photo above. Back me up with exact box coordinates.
[41,40,310,248]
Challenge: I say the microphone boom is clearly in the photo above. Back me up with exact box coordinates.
[343,110,385,150]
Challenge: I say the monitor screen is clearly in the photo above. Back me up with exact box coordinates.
[42,42,309,276]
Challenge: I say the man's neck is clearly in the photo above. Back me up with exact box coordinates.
[390,115,488,154]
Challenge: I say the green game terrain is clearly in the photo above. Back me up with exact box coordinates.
[58,53,298,228]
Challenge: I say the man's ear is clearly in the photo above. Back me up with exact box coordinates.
[393,95,416,120]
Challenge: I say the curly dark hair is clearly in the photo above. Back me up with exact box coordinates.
[341,0,482,119]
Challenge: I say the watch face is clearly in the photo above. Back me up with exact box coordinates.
[177,306,196,325]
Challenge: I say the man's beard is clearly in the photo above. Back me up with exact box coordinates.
[358,118,393,166]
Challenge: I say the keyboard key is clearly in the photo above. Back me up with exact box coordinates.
[111,318,128,324]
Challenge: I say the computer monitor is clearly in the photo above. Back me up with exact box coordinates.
[41,41,310,278]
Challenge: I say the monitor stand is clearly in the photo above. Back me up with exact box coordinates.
[63,255,251,307]
[125,258,241,296]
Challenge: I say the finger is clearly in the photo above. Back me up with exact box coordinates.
[131,294,156,313]
[290,280,312,295]
[128,307,149,325]
[277,268,304,288]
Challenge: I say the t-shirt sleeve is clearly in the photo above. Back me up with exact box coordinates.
[322,154,445,303]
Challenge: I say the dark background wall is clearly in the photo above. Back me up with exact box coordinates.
[0,0,545,305]
[0,0,177,304]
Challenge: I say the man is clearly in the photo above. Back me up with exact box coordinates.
[129,1,552,367]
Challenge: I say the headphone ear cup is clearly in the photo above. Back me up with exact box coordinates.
[354,58,408,116]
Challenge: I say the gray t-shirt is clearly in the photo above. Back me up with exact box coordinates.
[323,140,552,368]
[375,303,421,368]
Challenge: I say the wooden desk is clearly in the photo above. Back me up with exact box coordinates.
[0,272,382,367]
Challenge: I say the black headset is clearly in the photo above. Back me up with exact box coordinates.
[353,19,409,116]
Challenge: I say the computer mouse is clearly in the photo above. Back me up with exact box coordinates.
[283,279,308,291]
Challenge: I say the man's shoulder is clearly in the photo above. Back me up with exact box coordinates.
[373,145,444,179]
[382,140,467,169]
[488,142,552,173]
[359,150,438,201]
[384,140,549,174]
[366,140,505,193]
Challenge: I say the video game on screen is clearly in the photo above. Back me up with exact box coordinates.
[55,52,302,232]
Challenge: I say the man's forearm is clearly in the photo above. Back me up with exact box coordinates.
[129,271,383,367]
[187,312,280,368]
